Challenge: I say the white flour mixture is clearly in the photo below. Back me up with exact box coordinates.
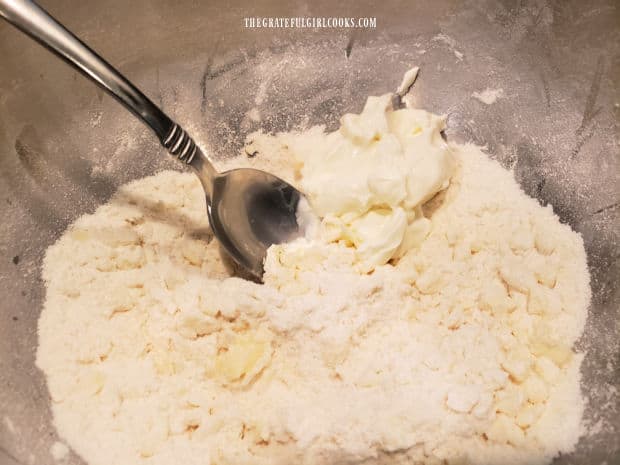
[37,85,590,465]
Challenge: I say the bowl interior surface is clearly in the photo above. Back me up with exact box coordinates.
[0,0,618,464]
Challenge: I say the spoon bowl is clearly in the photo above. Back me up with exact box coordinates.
[209,168,303,278]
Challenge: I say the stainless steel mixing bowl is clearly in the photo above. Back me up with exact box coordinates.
[0,1,618,464]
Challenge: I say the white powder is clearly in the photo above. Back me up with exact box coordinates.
[472,88,504,105]
[50,441,70,461]
[37,98,590,465]
[246,107,261,122]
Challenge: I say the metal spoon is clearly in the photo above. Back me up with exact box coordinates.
[0,0,304,279]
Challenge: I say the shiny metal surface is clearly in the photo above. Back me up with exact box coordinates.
[0,0,618,464]
[0,0,304,279]
[209,168,302,278]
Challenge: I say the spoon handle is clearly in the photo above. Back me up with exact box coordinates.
[0,0,216,195]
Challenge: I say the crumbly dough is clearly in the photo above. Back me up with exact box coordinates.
[37,92,590,465]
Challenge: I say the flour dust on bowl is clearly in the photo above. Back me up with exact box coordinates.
[0,1,618,465]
